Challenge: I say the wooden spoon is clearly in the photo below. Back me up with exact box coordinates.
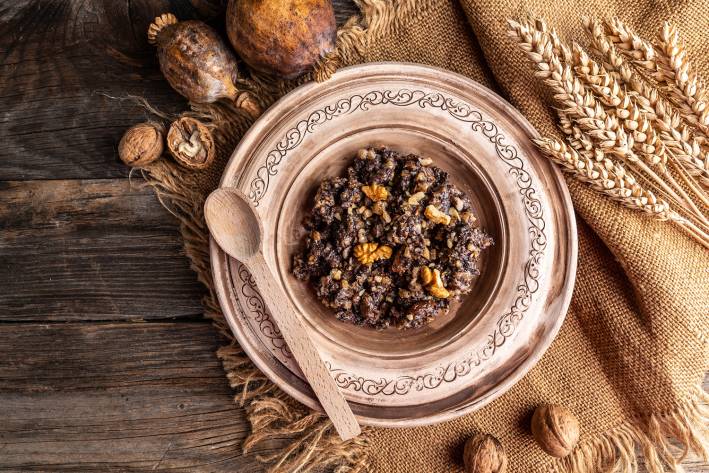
[204,188,361,441]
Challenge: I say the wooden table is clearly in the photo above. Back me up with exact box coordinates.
[0,2,704,471]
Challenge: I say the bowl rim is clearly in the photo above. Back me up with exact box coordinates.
[209,61,578,427]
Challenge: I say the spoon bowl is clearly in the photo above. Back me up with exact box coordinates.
[205,188,262,260]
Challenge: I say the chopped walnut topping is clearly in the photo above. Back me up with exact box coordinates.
[427,268,450,299]
[407,191,426,205]
[418,267,450,299]
[420,266,434,285]
[371,201,391,223]
[354,242,393,265]
[448,207,460,222]
[361,183,389,201]
[425,205,452,225]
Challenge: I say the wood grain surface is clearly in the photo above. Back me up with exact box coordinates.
[0,1,704,472]
[0,322,288,471]
[0,179,204,321]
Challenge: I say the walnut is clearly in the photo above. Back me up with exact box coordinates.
[531,404,580,457]
[428,268,450,299]
[354,243,392,265]
[118,122,165,167]
[463,433,508,473]
[425,205,452,225]
[419,266,433,285]
[167,117,215,169]
[371,201,391,223]
[418,267,450,299]
[361,183,389,201]
[407,191,426,205]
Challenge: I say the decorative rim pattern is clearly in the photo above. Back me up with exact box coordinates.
[235,89,547,395]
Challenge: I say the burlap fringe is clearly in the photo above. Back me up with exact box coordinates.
[547,387,709,473]
[136,1,709,472]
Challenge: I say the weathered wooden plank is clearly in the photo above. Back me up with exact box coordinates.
[0,0,359,181]
[0,179,204,321]
[0,321,286,472]
[0,323,705,472]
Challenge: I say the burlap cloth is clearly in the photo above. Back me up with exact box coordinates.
[145,1,709,471]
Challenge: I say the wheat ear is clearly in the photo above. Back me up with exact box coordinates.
[510,16,709,245]
[603,18,709,139]
[654,23,709,133]
[536,138,709,248]
[508,19,692,209]
[584,18,709,189]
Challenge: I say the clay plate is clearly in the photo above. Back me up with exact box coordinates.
[209,63,577,427]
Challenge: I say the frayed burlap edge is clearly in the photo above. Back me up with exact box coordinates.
[137,1,709,472]
[547,387,709,473]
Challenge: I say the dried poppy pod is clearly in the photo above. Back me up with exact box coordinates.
[167,117,215,170]
[226,0,336,78]
[148,13,262,119]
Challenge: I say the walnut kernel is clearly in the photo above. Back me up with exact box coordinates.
[361,183,389,201]
[407,191,426,205]
[354,243,392,265]
[425,205,452,225]
[420,266,434,285]
[167,117,215,169]
[427,268,450,299]
[418,267,450,299]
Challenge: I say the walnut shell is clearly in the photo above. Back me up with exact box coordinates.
[118,122,164,167]
[167,117,215,170]
[531,404,580,457]
[463,433,508,473]
[226,0,336,78]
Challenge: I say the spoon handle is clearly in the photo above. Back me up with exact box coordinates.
[247,252,361,441]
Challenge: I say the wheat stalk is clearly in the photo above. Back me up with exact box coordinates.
[536,137,667,213]
[508,16,709,247]
[603,18,709,139]
[509,19,699,207]
[536,137,709,247]
[583,17,709,188]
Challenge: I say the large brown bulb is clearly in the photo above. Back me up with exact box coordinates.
[226,0,336,78]
[149,14,240,103]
